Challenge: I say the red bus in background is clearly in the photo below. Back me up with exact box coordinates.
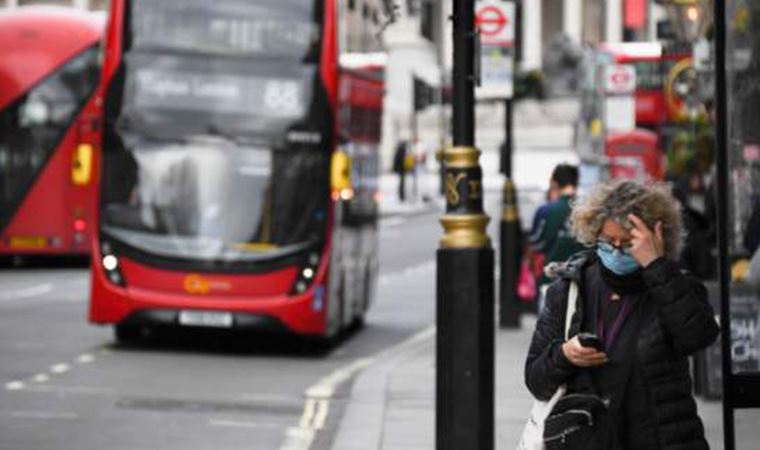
[598,42,691,128]
[90,0,384,341]
[0,7,104,257]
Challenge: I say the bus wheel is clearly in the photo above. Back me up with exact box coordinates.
[114,324,141,343]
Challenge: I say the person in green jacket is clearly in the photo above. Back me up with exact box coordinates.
[528,164,586,309]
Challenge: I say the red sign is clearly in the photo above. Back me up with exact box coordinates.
[476,6,508,37]
[603,65,636,95]
[474,1,515,46]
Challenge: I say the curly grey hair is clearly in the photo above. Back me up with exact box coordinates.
[570,180,683,259]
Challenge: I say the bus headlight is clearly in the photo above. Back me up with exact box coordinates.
[290,252,321,295]
[100,242,126,287]
[102,255,118,271]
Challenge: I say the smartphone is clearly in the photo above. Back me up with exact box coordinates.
[577,332,604,351]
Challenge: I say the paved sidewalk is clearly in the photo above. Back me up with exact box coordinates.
[330,315,759,450]
[330,316,538,450]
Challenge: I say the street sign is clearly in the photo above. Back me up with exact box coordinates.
[476,3,514,44]
[475,0,515,100]
[604,96,636,132]
[603,64,636,95]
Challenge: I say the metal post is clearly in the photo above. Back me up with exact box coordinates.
[500,99,521,328]
[713,0,734,448]
[436,0,494,449]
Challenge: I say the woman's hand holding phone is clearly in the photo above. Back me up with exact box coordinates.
[562,334,608,367]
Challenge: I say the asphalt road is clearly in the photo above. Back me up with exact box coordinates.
[0,207,451,450]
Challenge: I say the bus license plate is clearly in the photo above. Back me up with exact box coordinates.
[178,311,233,328]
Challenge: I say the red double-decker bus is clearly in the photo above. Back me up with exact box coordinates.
[0,7,103,257]
[89,0,385,341]
[598,42,691,128]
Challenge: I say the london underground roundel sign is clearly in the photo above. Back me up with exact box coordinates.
[475,0,515,45]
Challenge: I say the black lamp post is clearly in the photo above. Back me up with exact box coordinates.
[436,0,495,449]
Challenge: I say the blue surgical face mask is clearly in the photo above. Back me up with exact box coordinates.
[596,241,640,276]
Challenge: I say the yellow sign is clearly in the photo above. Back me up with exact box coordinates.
[9,236,47,249]
[72,143,93,186]
[331,150,352,191]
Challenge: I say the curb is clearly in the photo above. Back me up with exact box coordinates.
[330,327,435,450]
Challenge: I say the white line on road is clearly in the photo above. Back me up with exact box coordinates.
[76,354,95,364]
[304,358,372,399]
[312,400,329,430]
[50,363,70,374]
[0,284,53,303]
[299,398,317,428]
[31,374,50,383]
[4,381,25,391]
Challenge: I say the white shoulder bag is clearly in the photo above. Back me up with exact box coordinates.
[517,282,578,450]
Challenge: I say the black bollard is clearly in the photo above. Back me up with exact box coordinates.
[499,178,522,328]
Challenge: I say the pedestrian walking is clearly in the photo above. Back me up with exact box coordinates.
[528,164,585,310]
[393,140,408,202]
[523,180,719,449]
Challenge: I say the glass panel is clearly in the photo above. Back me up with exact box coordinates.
[130,0,321,61]
[0,45,99,230]
[726,0,760,375]
[100,0,331,266]
[101,141,329,262]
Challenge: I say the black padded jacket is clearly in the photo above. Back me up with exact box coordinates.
[525,255,719,450]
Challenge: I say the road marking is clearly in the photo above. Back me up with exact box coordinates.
[305,358,372,399]
[5,381,25,391]
[312,400,329,430]
[279,427,316,450]
[299,398,317,428]
[50,363,70,374]
[76,354,95,364]
[0,284,53,303]
[31,374,50,383]
[279,324,437,450]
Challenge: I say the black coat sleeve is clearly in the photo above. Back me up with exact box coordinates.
[643,257,720,356]
[524,279,578,400]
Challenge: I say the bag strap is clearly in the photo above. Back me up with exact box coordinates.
[564,281,579,340]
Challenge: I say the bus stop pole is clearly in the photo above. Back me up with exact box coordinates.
[713,0,734,448]
[500,99,521,328]
[436,0,494,448]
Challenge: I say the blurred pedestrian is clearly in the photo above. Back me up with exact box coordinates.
[393,140,408,202]
[528,164,585,310]
[524,180,719,449]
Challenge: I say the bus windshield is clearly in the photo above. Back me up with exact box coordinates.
[100,0,331,265]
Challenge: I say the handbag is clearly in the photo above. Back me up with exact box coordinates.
[517,261,538,303]
[517,282,579,450]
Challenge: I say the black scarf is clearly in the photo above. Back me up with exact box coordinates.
[598,262,647,296]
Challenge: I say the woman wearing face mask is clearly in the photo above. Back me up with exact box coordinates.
[524,180,719,449]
